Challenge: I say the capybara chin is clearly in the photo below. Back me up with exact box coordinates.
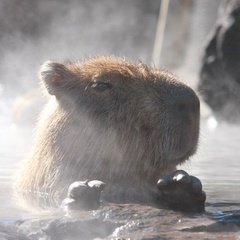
[14,56,200,208]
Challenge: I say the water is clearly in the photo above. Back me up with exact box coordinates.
[0,115,240,239]
[0,121,34,222]
[183,120,240,203]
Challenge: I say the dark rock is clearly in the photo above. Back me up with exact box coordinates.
[42,217,118,240]
[16,215,119,240]
[3,203,240,240]
[198,0,240,122]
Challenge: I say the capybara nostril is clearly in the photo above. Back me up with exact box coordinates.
[170,87,200,118]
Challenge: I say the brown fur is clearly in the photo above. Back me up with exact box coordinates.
[14,56,200,208]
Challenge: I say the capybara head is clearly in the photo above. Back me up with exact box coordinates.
[15,56,200,208]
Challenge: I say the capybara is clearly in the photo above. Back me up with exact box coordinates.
[14,56,201,209]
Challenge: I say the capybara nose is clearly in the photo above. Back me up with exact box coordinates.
[170,86,200,118]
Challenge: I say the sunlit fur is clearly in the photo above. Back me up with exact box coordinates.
[14,56,200,208]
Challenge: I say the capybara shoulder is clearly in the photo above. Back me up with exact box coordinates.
[14,56,200,208]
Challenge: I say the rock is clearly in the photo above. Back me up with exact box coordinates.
[198,0,240,122]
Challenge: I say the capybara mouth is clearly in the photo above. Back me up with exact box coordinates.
[172,145,198,165]
[174,130,199,165]
[162,140,198,167]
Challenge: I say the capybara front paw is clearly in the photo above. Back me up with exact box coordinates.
[157,170,206,212]
[61,180,106,211]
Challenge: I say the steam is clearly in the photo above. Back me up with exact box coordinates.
[0,0,159,101]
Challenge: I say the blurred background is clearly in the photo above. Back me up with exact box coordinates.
[0,0,220,117]
[0,0,240,222]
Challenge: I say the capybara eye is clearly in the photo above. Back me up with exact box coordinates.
[90,82,112,92]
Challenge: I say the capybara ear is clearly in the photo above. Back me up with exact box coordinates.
[39,61,71,96]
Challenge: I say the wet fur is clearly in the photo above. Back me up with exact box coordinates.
[14,56,199,208]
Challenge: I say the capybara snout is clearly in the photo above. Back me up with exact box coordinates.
[168,86,200,118]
